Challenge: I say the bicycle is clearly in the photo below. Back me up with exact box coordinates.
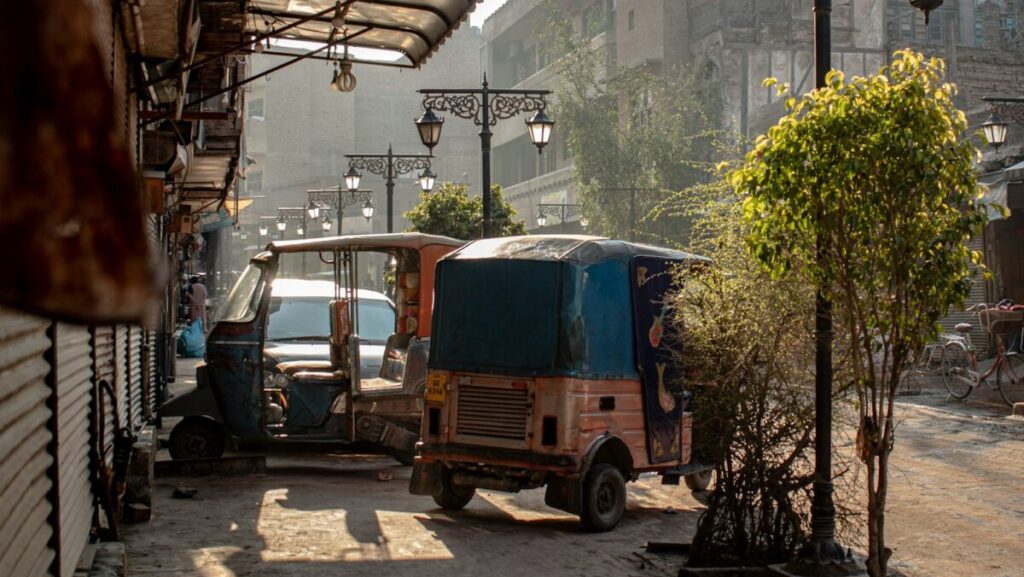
[940,304,1024,407]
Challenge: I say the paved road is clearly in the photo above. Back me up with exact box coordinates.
[128,361,1022,576]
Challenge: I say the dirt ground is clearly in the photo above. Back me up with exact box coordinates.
[124,360,1023,577]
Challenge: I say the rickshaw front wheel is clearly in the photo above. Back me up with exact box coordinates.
[580,463,626,532]
[169,417,226,460]
[433,467,475,510]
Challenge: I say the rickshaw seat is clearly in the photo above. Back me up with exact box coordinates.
[277,361,347,384]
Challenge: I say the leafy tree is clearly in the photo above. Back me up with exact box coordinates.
[730,51,991,576]
[404,181,526,240]
[542,4,725,245]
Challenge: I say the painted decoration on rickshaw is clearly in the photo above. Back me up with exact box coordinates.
[631,256,683,464]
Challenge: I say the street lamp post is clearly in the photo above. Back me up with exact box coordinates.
[344,145,433,233]
[535,203,585,233]
[416,75,553,238]
[979,96,1024,150]
[791,2,940,574]
[258,216,276,239]
[277,207,308,276]
[306,186,375,235]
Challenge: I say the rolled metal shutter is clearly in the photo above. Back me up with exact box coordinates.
[128,326,144,428]
[940,238,990,354]
[53,324,94,577]
[114,326,130,431]
[0,308,56,577]
[91,326,116,466]
[144,329,158,420]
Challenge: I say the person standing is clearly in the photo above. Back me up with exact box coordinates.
[187,276,207,329]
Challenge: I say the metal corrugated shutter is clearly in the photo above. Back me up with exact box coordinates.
[144,330,158,420]
[91,326,116,466]
[0,308,56,577]
[114,326,130,431]
[939,238,990,354]
[128,326,144,428]
[53,324,94,577]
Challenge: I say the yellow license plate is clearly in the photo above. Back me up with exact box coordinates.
[426,373,448,405]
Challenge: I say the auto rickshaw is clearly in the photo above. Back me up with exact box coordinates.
[410,235,712,530]
[162,233,464,463]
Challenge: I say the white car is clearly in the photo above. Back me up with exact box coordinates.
[263,279,395,378]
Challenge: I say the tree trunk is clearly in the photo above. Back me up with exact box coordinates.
[866,443,893,577]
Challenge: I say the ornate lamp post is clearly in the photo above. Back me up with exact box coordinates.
[277,207,308,275]
[535,203,585,233]
[416,75,553,237]
[306,186,375,235]
[979,96,1024,150]
[344,144,432,233]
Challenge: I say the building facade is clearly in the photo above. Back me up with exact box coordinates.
[228,26,484,281]
[483,0,1024,235]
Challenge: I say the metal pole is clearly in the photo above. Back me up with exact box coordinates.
[342,188,350,235]
[481,76,493,238]
[387,145,395,233]
[629,187,637,242]
[789,1,848,573]
[301,212,307,278]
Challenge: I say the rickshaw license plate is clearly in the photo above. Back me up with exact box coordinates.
[426,373,447,405]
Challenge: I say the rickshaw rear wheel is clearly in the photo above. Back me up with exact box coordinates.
[433,467,475,510]
[169,417,226,460]
[684,469,714,492]
[581,463,626,532]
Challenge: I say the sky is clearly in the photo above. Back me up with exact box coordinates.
[470,0,508,28]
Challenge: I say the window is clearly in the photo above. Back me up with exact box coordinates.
[247,171,262,193]
[266,297,395,343]
[628,10,635,31]
[582,1,607,38]
[248,98,264,121]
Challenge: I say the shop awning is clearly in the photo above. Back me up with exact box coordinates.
[246,0,481,68]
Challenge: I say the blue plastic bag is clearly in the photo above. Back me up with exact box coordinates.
[177,319,205,358]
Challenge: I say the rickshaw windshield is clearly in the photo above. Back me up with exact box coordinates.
[217,264,265,323]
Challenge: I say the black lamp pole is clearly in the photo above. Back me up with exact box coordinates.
[417,75,553,237]
[797,0,847,569]
[345,145,431,233]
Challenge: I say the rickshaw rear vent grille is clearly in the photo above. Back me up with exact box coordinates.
[456,385,530,440]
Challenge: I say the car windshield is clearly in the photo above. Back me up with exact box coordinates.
[266,297,394,343]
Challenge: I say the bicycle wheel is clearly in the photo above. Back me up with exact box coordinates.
[897,369,923,395]
[942,342,974,400]
[996,353,1024,407]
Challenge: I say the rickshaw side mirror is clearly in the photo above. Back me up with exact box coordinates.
[329,299,352,370]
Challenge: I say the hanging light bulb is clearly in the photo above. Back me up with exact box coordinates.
[322,217,333,232]
[296,224,305,236]
[334,44,357,92]
[331,1,346,28]
[252,35,265,53]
